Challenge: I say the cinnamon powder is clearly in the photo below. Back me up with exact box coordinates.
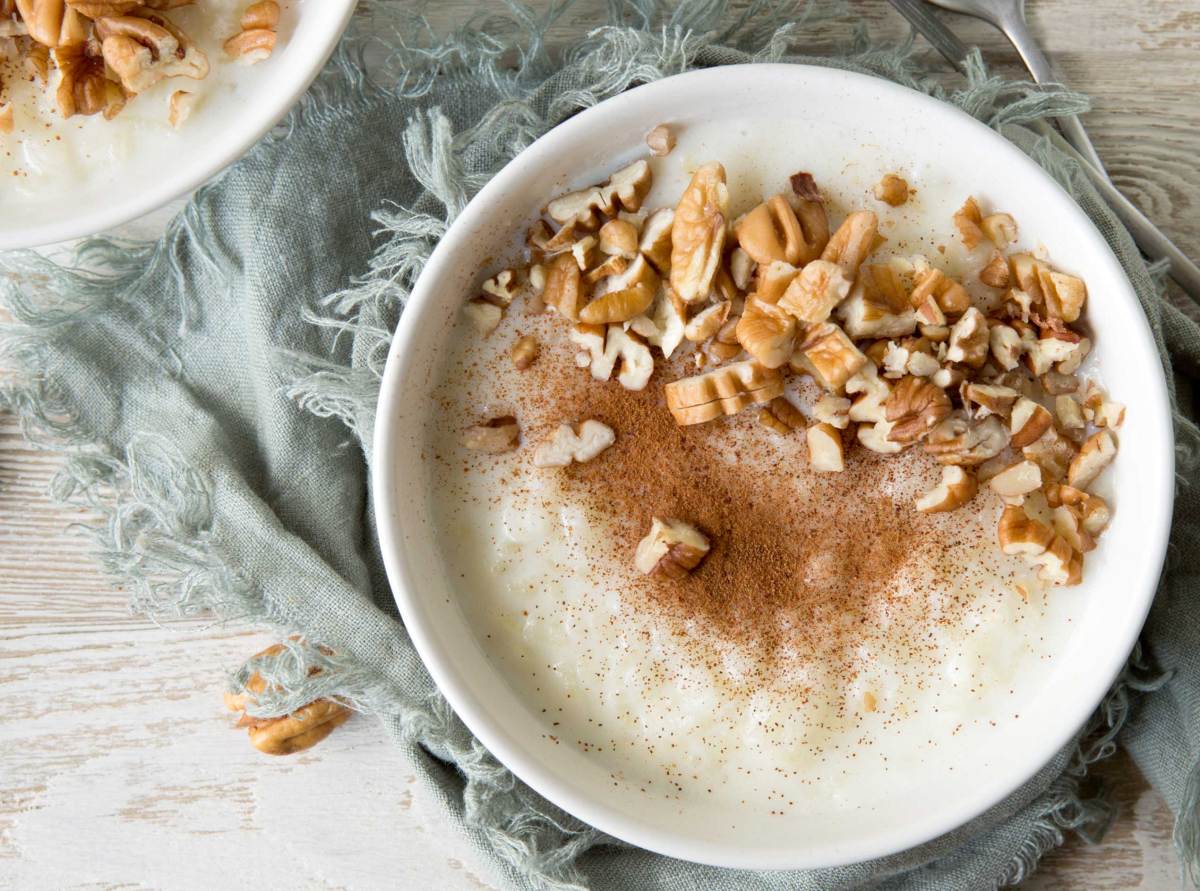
[514,338,978,676]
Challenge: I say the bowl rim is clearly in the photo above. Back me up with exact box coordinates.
[2,0,358,251]
[372,62,1176,870]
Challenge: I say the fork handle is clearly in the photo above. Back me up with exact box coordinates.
[1000,13,1109,175]
[1033,120,1200,303]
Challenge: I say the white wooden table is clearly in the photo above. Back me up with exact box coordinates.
[2,1,1196,887]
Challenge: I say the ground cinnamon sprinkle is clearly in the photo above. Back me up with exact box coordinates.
[509,334,981,677]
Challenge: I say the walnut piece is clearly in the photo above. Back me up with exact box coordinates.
[542,252,587,320]
[462,298,502,335]
[598,218,639,259]
[638,207,674,275]
[579,255,658,324]
[570,323,654,390]
[224,643,352,757]
[670,162,728,303]
[735,296,797,369]
[241,0,279,31]
[53,39,126,119]
[548,160,653,230]
[1009,396,1053,449]
[838,264,915,339]
[925,413,1009,465]
[910,266,969,317]
[981,213,1017,249]
[998,504,1054,556]
[664,360,783,426]
[15,0,87,48]
[758,395,806,435]
[463,416,520,453]
[945,307,989,367]
[873,173,909,207]
[683,299,730,343]
[953,196,984,250]
[1067,429,1117,489]
[98,11,209,93]
[510,334,538,370]
[225,26,275,64]
[979,252,1010,288]
[807,422,845,472]
[734,194,806,266]
[635,517,710,579]
[915,465,977,512]
[532,419,615,467]
[778,258,851,325]
[820,210,878,280]
[167,88,194,128]
[988,459,1042,500]
[793,322,866,393]
[645,123,675,156]
[885,375,951,443]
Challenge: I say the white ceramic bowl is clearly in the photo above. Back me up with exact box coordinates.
[373,64,1174,869]
[0,0,357,250]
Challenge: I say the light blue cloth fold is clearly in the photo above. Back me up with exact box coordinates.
[3,2,1198,888]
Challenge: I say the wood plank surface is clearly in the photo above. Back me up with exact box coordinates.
[2,1,1197,888]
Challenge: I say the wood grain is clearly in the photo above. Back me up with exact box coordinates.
[1,1,1196,887]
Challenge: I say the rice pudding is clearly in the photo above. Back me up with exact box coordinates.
[424,123,1123,816]
[1,0,294,203]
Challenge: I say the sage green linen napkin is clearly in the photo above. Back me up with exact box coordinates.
[3,3,1198,888]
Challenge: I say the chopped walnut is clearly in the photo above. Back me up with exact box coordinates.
[645,123,675,156]
[548,160,653,230]
[98,11,209,93]
[532,419,615,467]
[462,298,502,335]
[1067,429,1117,489]
[802,394,845,430]
[945,307,989,368]
[463,416,520,453]
[807,423,845,472]
[758,395,806,435]
[979,252,1010,288]
[54,39,126,119]
[571,323,654,391]
[670,162,728,303]
[873,173,909,207]
[988,459,1042,500]
[734,194,806,267]
[510,334,538,370]
[635,517,710,578]
[885,375,951,443]
[821,210,878,281]
[916,465,977,512]
[910,266,970,317]
[736,296,797,369]
[794,322,866,393]
[981,213,1018,250]
[925,413,1008,466]
[579,255,658,324]
[953,196,984,250]
[778,259,851,325]
[664,360,783,426]
[167,89,194,128]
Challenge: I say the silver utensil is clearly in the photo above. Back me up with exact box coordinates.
[887,0,1200,302]
[924,0,1106,173]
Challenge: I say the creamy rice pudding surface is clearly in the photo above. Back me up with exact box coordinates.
[1,0,293,202]
[425,122,1123,815]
